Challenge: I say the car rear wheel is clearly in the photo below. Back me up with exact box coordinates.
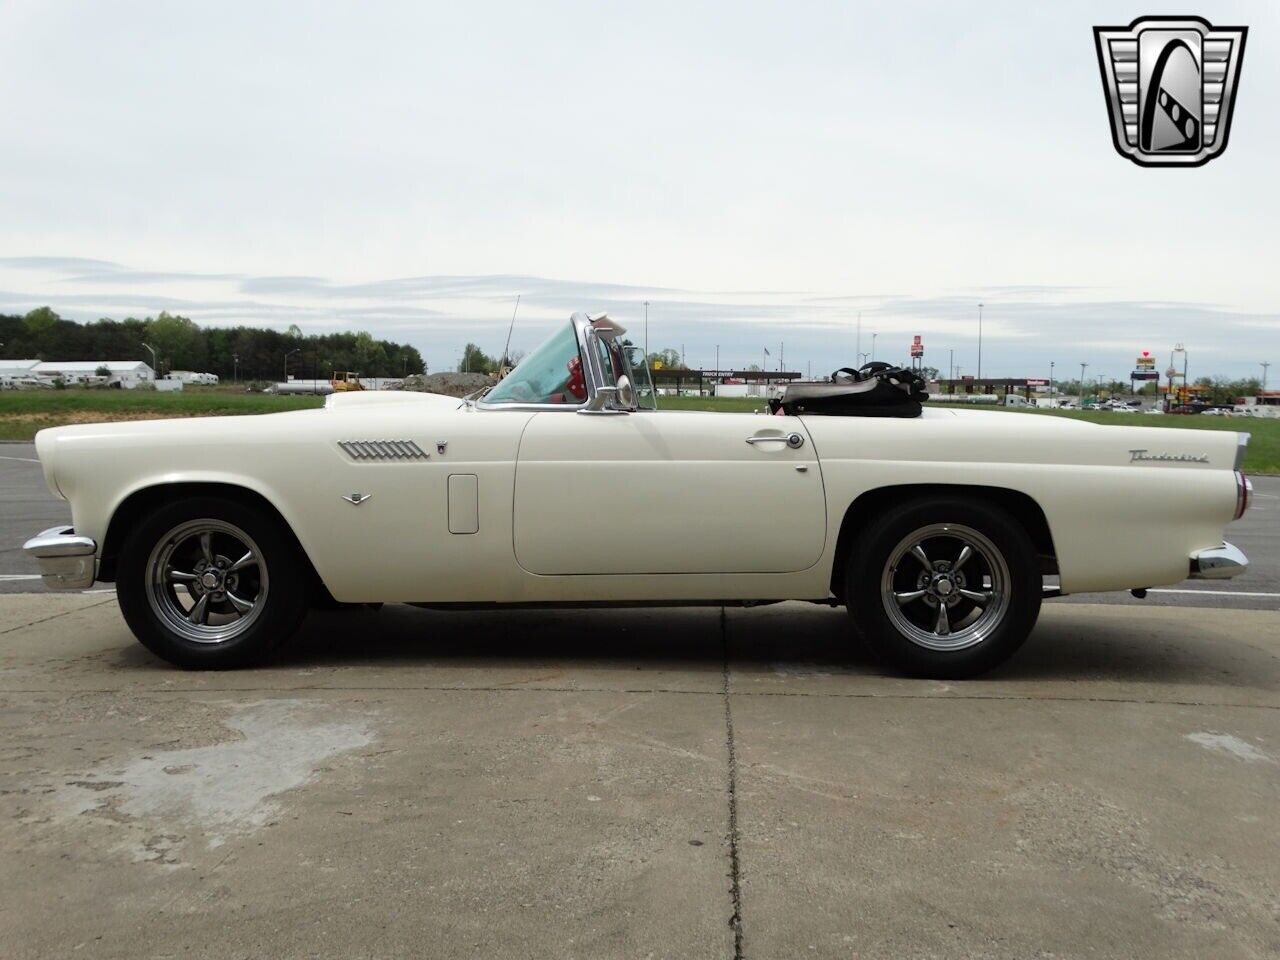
[845,498,1041,678]
[116,496,308,669]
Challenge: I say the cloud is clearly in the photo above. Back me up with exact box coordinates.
[0,257,1274,377]
[0,256,123,273]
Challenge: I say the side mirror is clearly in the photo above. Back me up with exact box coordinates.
[580,386,622,414]
[615,375,635,409]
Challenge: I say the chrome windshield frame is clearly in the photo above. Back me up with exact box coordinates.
[474,312,631,413]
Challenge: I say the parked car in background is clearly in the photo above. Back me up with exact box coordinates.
[24,313,1253,679]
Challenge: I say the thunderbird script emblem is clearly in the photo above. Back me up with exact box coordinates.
[1094,16,1247,167]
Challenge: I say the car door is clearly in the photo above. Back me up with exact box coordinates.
[513,409,826,575]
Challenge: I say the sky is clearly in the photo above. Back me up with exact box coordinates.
[1,0,1278,382]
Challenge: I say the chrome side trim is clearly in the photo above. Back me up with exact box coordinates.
[23,525,97,590]
[338,439,429,461]
[473,401,581,412]
[1189,541,1249,579]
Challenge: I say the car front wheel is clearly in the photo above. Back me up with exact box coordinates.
[116,496,308,669]
[845,498,1042,678]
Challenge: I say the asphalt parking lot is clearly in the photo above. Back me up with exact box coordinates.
[2,443,1279,958]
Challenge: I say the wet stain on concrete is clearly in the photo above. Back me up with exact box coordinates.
[1186,731,1274,764]
[58,699,375,855]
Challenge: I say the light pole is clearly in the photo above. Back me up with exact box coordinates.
[871,333,878,362]
[644,301,649,362]
[949,349,954,382]
[284,348,300,382]
[1263,361,1271,392]
[1170,343,1187,406]
[858,352,870,366]
[977,302,984,379]
[1050,361,1055,404]
[142,343,157,378]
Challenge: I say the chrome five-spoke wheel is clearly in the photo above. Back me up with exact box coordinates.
[880,523,1011,651]
[145,519,269,644]
[848,497,1041,677]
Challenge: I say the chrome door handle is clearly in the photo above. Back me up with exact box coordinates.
[745,433,804,449]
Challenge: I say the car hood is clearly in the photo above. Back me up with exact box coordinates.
[323,390,464,412]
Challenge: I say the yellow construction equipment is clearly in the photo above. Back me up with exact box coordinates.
[330,371,364,392]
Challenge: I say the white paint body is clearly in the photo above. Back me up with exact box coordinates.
[34,396,1244,603]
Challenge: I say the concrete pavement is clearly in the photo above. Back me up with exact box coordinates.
[1,596,1278,959]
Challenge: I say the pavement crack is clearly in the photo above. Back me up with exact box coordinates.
[0,597,116,637]
[721,605,745,960]
[0,684,1274,712]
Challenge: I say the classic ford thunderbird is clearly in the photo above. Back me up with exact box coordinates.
[25,313,1251,677]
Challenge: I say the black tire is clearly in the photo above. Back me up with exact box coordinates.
[845,497,1041,679]
[116,496,308,669]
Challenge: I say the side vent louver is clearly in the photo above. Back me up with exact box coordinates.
[339,439,430,461]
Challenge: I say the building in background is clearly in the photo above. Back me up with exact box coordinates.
[0,359,41,376]
[32,360,155,387]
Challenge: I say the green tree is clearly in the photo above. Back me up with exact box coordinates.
[353,331,389,377]
[459,343,496,374]
[648,348,681,370]
[147,312,205,373]
[24,306,60,333]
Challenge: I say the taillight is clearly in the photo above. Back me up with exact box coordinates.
[1235,471,1251,520]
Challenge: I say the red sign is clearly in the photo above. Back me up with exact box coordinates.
[910,335,923,358]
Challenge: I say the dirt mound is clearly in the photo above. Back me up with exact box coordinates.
[398,372,495,397]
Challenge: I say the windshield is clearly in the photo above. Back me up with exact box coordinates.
[485,323,586,405]
[622,345,657,410]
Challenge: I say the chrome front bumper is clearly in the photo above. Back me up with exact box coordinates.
[22,526,97,590]
[1189,541,1249,580]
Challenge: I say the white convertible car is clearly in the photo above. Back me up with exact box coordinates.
[25,313,1251,677]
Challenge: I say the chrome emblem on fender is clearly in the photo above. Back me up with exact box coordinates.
[1094,16,1247,167]
[342,492,373,505]
[1130,449,1209,464]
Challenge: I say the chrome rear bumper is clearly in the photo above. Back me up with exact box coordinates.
[1189,541,1248,580]
[22,526,97,590]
